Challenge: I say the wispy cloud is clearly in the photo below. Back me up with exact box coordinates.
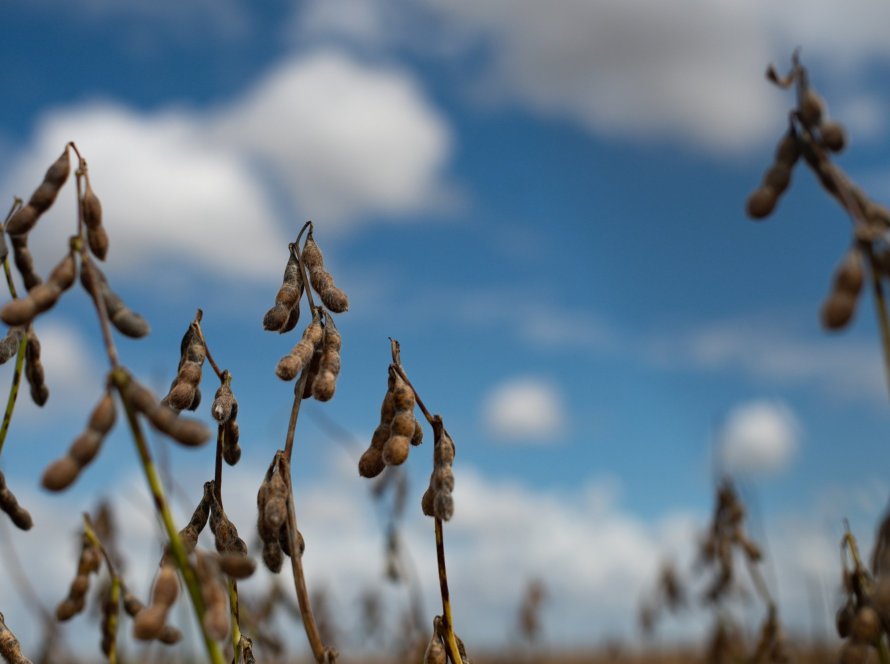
[645,314,886,402]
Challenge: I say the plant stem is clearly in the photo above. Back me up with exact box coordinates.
[435,517,463,664]
[866,247,890,399]
[192,309,224,381]
[279,367,336,662]
[84,514,122,664]
[111,368,224,664]
[228,580,242,664]
[389,338,463,663]
[273,222,335,662]
[0,334,26,458]
[0,200,25,459]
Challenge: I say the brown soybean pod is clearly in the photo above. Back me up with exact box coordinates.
[81,261,150,338]
[301,233,349,313]
[0,470,33,530]
[6,149,71,235]
[10,235,42,291]
[0,327,25,365]
[263,252,303,332]
[275,315,323,381]
[24,329,48,406]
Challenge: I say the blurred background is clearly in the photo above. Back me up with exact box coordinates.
[2,0,890,660]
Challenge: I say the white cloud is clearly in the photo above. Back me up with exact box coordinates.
[645,315,886,403]
[216,50,452,226]
[835,94,887,141]
[717,400,801,477]
[481,376,568,443]
[0,320,103,423]
[5,104,289,284]
[2,51,452,283]
[0,449,866,656]
[293,0,890,153]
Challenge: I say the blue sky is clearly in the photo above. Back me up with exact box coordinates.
[2,0,890,657]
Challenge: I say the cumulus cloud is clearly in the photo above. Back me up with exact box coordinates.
[482,376,568,443]
[2,51,452,282]
[0,320,102,423]
[0,452,853,655]
[216,50,452,226]
[7,104,289,283]
[718,400,801,476]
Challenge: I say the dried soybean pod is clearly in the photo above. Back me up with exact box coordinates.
[196,553,229,641]
[799,88,825,126]
[164,322,205,411]
[10,235,41,291]
[41,456,81,492]
[0,470,33,530]
[56,535,101,621]
[219,553,256,579]
[211,371,236,423]
[382,435,410,466]
[122,591,145,617]
[0,327,24,365]
[6,148,70,236]
[301,232,349,313]
[359,447,386,478]
[151,564,179,607]
[263,470,288,532]
[209,489,248,557]
[411,419,424,446]
[821,121,846,153]
[87,225,109,262]
[82,180,102,230]
[421,486,434,517]
[133,605,166,641]
[122,376,211,447]
[80,261,150,338]
[42,389,117,491]
[424,621,446,664]
[1,251,76,326]
[312,319,342,402]
[262,539,284,573]
[177,481,213,554]
[746,186,779,220]
[157,625,182,645]
[836,248,864,295]
[24,328,48,406]
[242,638,257,664]
[82,180,109,261]
[302,346,323,399]
[275,314,323,381]
[100,581,119,657]
[222,418,241,466]
[774,128,800,166]
[0,611,33,664]
[263,252,303,332]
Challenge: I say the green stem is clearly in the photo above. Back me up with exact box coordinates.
[111,369,224,664]
[0,333,26,457]
[229,580,242,664]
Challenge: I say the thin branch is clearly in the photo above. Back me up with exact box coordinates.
[111,368,225,664]
[280,453,338,663]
